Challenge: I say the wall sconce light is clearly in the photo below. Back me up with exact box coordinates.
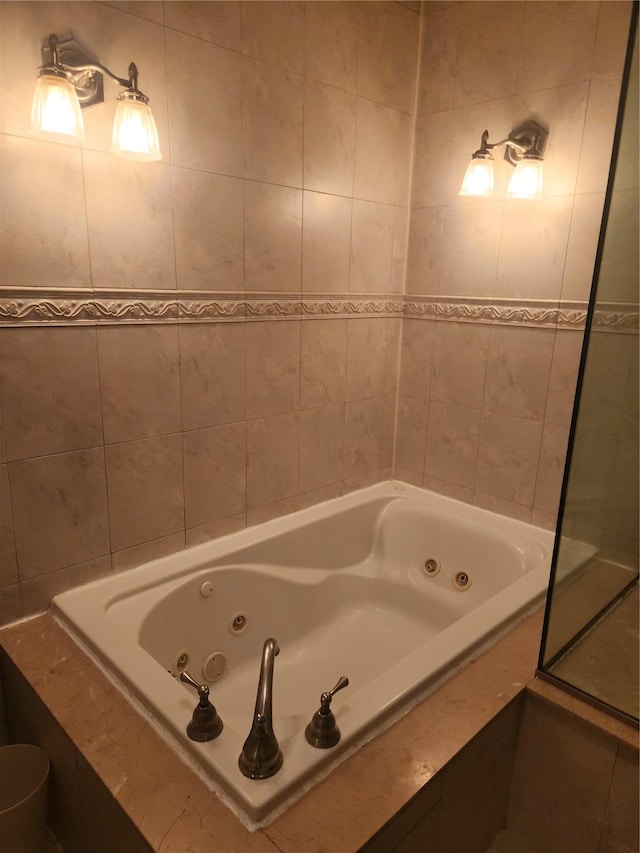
[30,33,161,162]
[459,120,548,200]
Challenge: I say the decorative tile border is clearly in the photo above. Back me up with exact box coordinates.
[1,287,634,333]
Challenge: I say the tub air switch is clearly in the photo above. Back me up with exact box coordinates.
[200,581,214,598]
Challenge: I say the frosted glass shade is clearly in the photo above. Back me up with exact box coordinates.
[506,157,543,199]
[459,157,494,197]
[30,72,85,141]
[111,94,161,162]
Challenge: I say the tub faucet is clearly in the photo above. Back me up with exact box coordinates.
[238,638,283,779]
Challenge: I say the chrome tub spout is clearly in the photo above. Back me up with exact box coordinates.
[238,638,283,779]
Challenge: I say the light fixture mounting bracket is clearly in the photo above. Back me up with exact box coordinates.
[44,35,105,109]
[503,120,548,166]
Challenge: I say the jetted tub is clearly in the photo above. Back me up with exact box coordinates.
[53,481,553,827]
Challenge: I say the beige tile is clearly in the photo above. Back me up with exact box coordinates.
[342,469,383,494]
[303,79,356,196]
[0,465,17,588]
[246,413,299,509]
[384,318,402,395]
[495,197,573,299]
[476,412,543,507]
[164,1,241,52]
[0,584,22,627]
[405,207,445,295]
[422,476,474,504]
[431,321,490,409]
[484,326,555,420]
[299,405,344,493]
[398,318,435,400]
[562,193,606,300]
[346,318,388,402]
[298,482,342,511]
[179,323,246,431]
[354,98,403,205]
[417,3,458,115]
[350,200,395,293]
[20,555,112,616]
[246,321,300,419]
[391,205,409,294]
[601,744,640,853]
[241,1,304,74]
[473,491,533,523]
[533,423,569,516]
[605,434,639,542]
[166,30,242,176]
[302,192,352,292]
[381,392,397,471]
[186,513,246,548]
[183,423,246,529]
[357,1,418,113]
[545,330,583,427]
[242,58,303,187]
[111,533,184,573]
[577,73,624,195]
[454,1,523,108]
[173,168,243,291]
[300,319,348,410]
[244,182,302,291]
[83,152,175,289]
[247,496,298,527]
[507,694,617,853]
[597,189,639,304]
[411,112,453,208]
[105,435,184,551]
[578,330,633,435]
[424,401,481,491]
[9,449,110,579]
[514,82,589,199]
[304,1,359,93]
[592,1,633,77]
[0,136,90,288]
[343,397,384,479]
[518,1,600,93]
[97,325,181,444]
[439,200,503,297]
[394,396,428,476]
[395,112,413,207]
[0,328,103,461]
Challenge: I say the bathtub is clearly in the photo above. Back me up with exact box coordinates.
[53,481,552,827]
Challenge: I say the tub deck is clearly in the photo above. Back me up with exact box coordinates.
[0,609,546,852]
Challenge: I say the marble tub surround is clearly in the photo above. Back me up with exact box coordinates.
[0,608,545,851]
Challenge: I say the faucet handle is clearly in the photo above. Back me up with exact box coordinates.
[179,670,223,742]
[320,675,349,712]
[305,675,349,749]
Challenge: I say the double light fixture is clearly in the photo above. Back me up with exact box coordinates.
[459,120,548,200]
[30,33,161,161]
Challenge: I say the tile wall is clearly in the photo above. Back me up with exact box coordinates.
[397,0,633,526]
[0,0,633,624]
[0,0,419,623]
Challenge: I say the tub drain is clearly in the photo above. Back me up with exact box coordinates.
[453,571,471,590]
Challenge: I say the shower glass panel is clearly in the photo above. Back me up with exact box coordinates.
[538,6,638,724]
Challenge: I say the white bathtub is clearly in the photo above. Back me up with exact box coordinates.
[53,481,552,827]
